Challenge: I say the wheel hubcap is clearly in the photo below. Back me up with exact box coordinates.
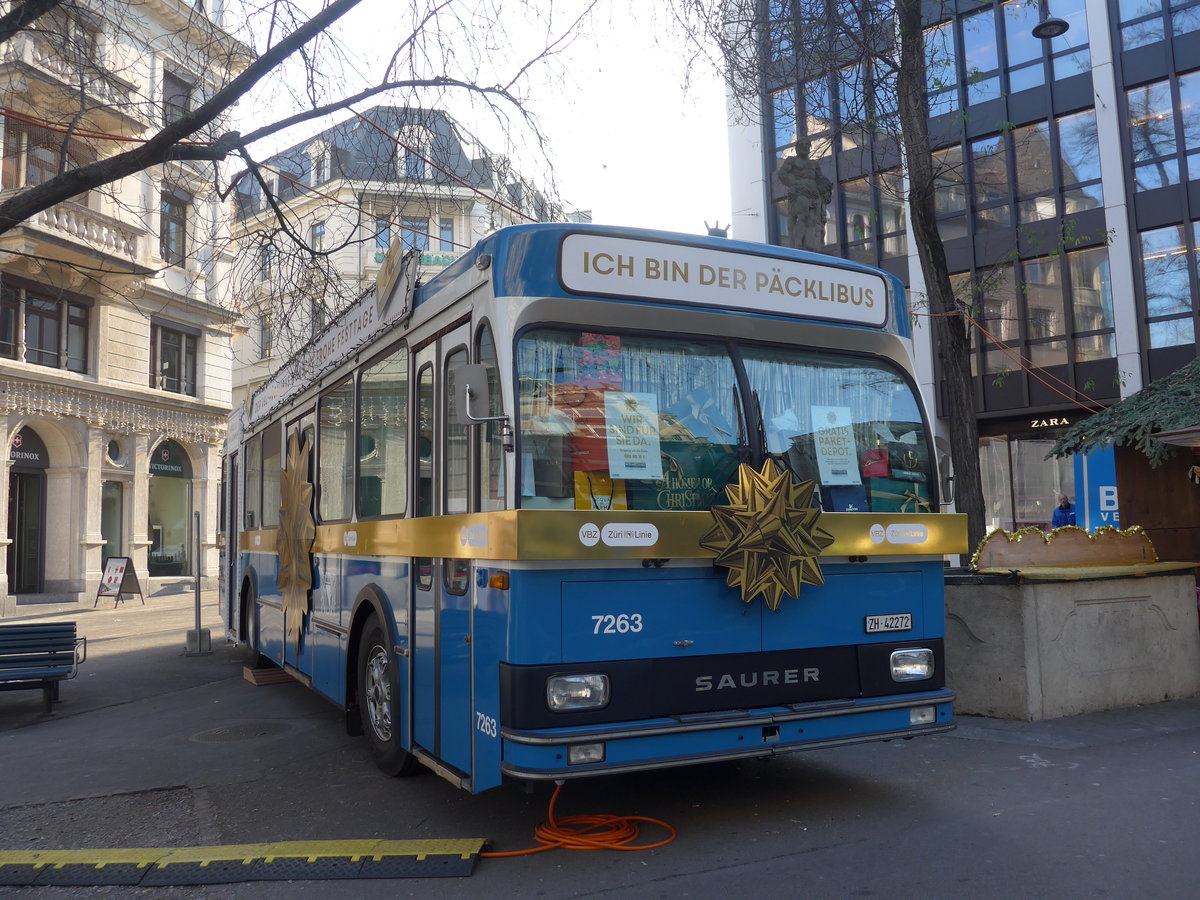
[364,645,392,741]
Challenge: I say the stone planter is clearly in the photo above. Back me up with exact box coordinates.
[945,572,1200,720]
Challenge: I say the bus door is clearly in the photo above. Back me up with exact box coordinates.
[411,326,474,776]
[284,412,315,671]
[225,451,239,633]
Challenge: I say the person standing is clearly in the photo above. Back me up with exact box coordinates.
[1052,493,1077,528]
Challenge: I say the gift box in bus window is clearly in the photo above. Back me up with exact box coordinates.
[824,484,869,512]
[573,471,629,510]
[663,388,735,444]
[861,447,889,478]
[625,443,739,511]
[549,382,613,471]
[885,441,929,482]
[866,477,931,513]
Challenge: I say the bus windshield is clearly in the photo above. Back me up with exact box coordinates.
[516,328,933,513]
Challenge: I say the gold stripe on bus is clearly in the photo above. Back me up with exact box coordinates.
[290,511,966,560]
[240,530,277,553]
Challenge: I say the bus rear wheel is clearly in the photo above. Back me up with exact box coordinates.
[358,618,421,777]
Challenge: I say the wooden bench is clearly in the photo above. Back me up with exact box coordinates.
[0,622,87,713]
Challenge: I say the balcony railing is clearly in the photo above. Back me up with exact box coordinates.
[31,200,143,264]
[3,32,138,110]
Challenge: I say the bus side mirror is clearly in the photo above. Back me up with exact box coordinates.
[938,453,954,505]
[453,364,491,425]
[452,364,514,451]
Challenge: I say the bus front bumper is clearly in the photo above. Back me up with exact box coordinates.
[499,689,954,781]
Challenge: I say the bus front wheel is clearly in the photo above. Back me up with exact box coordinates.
[357,618,421,777]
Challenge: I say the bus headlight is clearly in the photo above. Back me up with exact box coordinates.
[891,648,935,682]
[546,674,610,711]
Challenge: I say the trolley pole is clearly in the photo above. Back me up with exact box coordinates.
[185,510,212,655]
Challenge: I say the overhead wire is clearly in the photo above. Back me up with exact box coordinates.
[914,306,1108,415]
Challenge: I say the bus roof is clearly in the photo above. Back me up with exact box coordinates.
[417,223,908,336]
[249,224,909,429]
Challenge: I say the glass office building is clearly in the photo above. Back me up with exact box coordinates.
[729,0,1199,532]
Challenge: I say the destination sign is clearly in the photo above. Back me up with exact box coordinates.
[559,234,889,327]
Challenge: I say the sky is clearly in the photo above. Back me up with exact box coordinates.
[234,1,734,238]
[534,15,734,236]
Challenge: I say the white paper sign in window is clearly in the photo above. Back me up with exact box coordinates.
[604,392,663,480]
[812,405,861,486]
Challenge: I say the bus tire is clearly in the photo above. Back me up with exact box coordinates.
[241,585,263,666]
[358,618,421,777]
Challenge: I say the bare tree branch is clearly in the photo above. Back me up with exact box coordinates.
[0,0,366,234]
[0,0,67,45]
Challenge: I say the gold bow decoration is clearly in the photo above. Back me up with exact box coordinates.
[900,488,931,513]
[278,432,316,654]
[700,458,834,612]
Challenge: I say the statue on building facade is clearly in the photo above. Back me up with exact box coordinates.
[777,140,833,252]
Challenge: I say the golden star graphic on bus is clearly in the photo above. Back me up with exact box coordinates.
[700,458,834,612]
[278,432,316,652]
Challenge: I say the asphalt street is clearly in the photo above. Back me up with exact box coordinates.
[1,589,1198,898]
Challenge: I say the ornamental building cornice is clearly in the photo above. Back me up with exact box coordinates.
[2,378,226,446]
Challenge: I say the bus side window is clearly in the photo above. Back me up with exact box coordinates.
[261,423,281,528]
[358,343,408,518]
[476,324,506,511]
[444,348,468,515]
[416,364,434,518]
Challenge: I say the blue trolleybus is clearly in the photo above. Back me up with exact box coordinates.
[219,223,967,793]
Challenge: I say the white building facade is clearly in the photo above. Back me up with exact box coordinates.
[0,0,250,608]
[229,105,587,411]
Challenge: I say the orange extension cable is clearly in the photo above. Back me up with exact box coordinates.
[480,782,676,857]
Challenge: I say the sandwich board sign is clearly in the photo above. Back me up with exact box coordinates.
[95,557,144,607]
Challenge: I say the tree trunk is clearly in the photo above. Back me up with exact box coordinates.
[895,0,987,555]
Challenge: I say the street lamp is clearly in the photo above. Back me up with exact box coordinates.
[1032,16,1070,40]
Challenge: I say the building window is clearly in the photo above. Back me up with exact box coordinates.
[375,218,391,250]
[310,145,329,185]
[260,313,274,359]
[260,243,275,282]
[401,217,429,251]
[1119,0,1200,52]
[310,221,325,251]
[162,71,192,126]
[397,125,432,180]
[1127,79,1180,192]
[310,298,325,337]
[150,323,197,395]
[160,187,190,265]
[439,218,454,250]
[0,281,89,373]
[2,124,91,200]
[1139,224,1198,348]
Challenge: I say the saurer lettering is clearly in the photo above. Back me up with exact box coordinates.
[695,667,821,691]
